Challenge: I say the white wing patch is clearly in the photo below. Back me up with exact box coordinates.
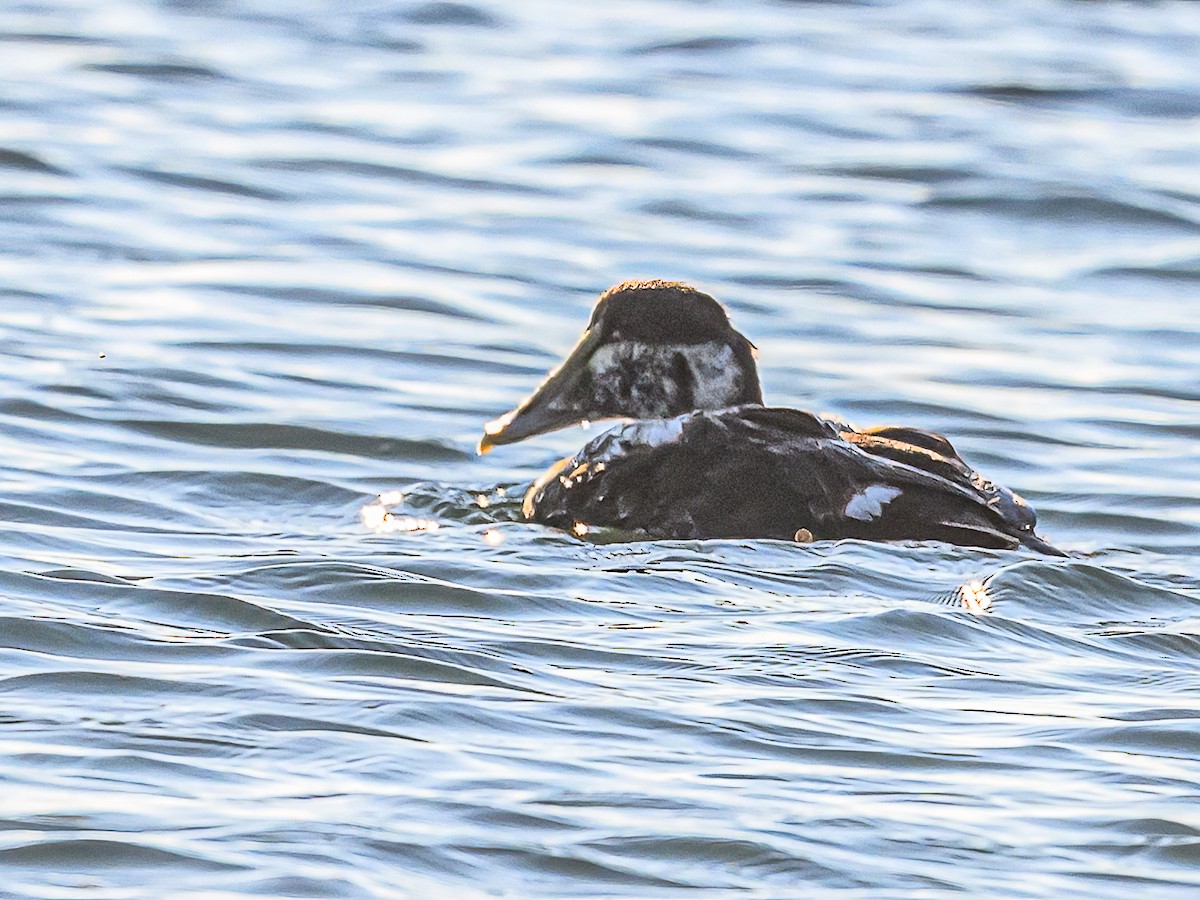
[844,484,903,521]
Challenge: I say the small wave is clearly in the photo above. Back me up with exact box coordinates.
[923,193,1200,232]
[253,157,553,195]
[81,60,226,81]
[0,148,67,176]
[209,285,496,320]
[1092,262,1200,283]
[403,2,504,27]
[120,167,286,201]
[0,838,244,872]
[119,420,469,461]
[632,36,756,55]
[639,199,762,230]
[982,560,1199,622]
[817,163,974,186]
[962,83,1200,118]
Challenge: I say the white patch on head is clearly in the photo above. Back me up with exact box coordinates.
[588,342,630,379]
[681,342,741,408]
[588,340,744,417]
[844,484,903,521]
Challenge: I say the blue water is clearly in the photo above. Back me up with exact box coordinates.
[2,0,1199,896]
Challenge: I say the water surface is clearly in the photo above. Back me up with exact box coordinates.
[2,0,1199,896]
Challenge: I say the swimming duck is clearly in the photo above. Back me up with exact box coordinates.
[479,280,1062,555]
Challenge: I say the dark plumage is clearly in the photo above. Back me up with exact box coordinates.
[588,280,741,344]
[481,280,1062,554]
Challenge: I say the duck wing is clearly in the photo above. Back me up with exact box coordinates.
[842,426,1058,553]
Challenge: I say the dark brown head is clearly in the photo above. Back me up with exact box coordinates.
[480,280,762,452]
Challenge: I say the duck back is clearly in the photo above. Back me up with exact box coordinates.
[525,406,1062,553]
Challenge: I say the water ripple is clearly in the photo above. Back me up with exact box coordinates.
[0,0,1198,895]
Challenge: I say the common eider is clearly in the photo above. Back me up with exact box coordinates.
[480,280,1062,555]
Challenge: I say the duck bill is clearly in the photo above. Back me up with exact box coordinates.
[478,328,603,454]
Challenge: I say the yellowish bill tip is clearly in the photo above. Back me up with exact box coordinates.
[478,412,514,455]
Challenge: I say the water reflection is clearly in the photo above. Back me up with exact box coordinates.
[360,491,443,534]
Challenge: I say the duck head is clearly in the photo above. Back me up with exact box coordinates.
[480,280,762,452]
